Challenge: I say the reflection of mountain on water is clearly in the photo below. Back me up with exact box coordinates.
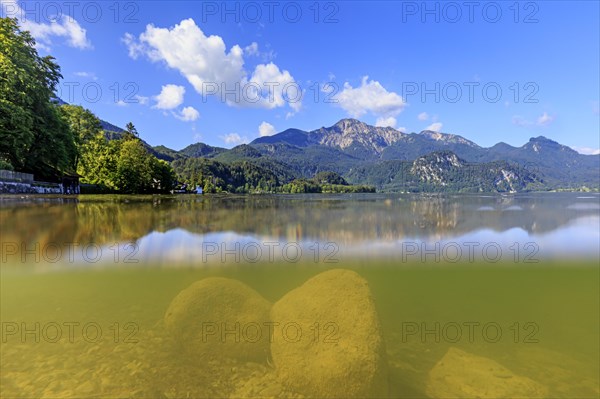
[1,194,598,249]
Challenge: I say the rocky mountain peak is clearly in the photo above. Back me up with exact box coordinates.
[310,119,406,156]
[333,118,365,130]
[529,136,556,144]
[524,136,577,155]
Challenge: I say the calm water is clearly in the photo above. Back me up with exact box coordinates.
[1,193,599,398]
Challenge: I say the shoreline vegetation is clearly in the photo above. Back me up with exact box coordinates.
[1,17,597,196]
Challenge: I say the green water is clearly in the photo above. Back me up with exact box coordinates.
[1,194,599,398]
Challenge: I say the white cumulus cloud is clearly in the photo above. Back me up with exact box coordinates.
[221,133,248,146]
[1,0,91,50]
[375,116,397,128]
[245,62,301,112]
[258,121,276,137]
[122,32,145,59]
[417,112,429,121]
[176,106,200,122]
[334,76,406,121]
[513,112,555,128]
[243,42,275,61]
[426,122,443,132]
[123,19,300,112]
[572,147,600,155]
[244,42,259,56]
[134,95,149,105]
[536,112,555,126]
[153,84,185,110]
[74,71,97,80]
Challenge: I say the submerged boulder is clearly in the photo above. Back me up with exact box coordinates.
[426,347,547,398]
[164,277,271,362]
[270,269,388,398]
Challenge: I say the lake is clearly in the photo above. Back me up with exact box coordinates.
[1,193,599,398]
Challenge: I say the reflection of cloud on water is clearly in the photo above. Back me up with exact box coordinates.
[96,216,600,268]
[503,205,524,211]
[335,216,600,262]
[533,216,600,258]
[136,229,280,264]
[14,214,599,272]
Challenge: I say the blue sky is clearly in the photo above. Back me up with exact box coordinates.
[2,1,599,153]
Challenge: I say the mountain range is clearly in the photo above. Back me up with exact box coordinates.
[103,117,599,192]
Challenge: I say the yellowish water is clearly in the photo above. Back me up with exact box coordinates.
[1,261,598,398]
[1,194,599,398]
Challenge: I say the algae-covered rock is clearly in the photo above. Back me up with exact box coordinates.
[270,269,388,398]
[164,277,271,362]
[426,347,548,398]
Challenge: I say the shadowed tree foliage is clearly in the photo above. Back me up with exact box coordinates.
[172,157,280,193]
[0,21,176,194]
[58,105,103,177]
[313,171,348,185]
[0,17,76,177]
[124,121,139,140]
[65,119,177,193]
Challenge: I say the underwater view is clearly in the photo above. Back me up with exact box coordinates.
[1,193,599,398]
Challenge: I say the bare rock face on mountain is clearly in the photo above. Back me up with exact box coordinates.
[311,118,405,156]
[270,269,388,398]
[164,277,271,362]
[426,347,547,398]
[411,151,464,185]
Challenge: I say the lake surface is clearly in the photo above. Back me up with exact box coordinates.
[1,193,599,398]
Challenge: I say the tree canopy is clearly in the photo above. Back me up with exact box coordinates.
[0,17,76,177]
[0,17,176,193]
